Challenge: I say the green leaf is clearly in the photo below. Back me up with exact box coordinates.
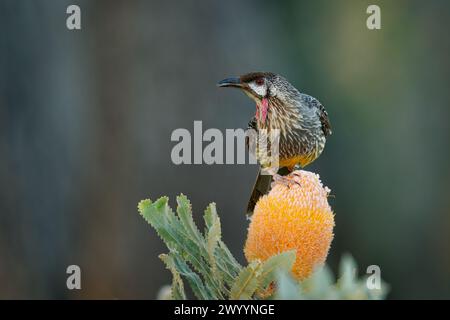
[160,253,213,300]
[137,199,152,214]
[177,194,205,245]
[139,196,224,298]
[230,261,261,300]
[138,197,180,251]
[258,250,296,294]
[275,270,302,300]
[337,253,358,294]
[203,202,216,230]
[159,254,186,300]
[204,203,223,288]
[300,265,336,299]
[174,195,224,297]
[205,203,242,291]
[214,242,242,288]
[204,204,221,261]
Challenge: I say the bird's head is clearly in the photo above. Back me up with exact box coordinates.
[218,72,297,125]
[218,72,275,101]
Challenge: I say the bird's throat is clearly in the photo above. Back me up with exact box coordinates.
[256,97,269,124]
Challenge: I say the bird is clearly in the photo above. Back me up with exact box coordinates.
[218,72,332,216]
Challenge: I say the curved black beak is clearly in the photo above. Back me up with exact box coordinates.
[217,77,242,88]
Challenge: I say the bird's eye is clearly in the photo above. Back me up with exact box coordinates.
[255,78,264,86]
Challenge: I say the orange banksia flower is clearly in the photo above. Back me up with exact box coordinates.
[244,170,335,280]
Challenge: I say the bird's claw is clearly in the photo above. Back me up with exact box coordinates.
[271,174,301,189]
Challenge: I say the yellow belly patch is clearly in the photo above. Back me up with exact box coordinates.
[279,154,315,169]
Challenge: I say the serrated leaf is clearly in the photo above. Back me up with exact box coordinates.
[204,203,222,287]
[214,242,242,288]
[230,261,261,300]
[204,203,216,230]
[174,196,224,297]
[205,203,242,291]
[160,253,213,300]
[204,204,221,259]
[139,196,223,298]
[258,250,296,292]
[137,199,152,214]
[139,197,180,250]
[217,242,242,275]
[177,194,205,245]
[159,254,186,300]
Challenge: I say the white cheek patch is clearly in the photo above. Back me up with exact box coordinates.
[248,82,267,97]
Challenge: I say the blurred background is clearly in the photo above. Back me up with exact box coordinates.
[1,0,449,299]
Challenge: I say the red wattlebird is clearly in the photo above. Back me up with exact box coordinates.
[218,72,332,215]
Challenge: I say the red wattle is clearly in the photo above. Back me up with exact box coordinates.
[261,98,269,123]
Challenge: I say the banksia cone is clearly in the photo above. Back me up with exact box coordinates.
[244,170,335,280]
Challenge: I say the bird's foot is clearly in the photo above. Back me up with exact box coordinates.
[271,174,301,189]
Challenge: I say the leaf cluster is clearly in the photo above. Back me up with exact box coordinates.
[138,195,388,300]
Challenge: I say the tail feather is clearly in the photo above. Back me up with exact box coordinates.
[246,169,272,216]
[246,167,291,216]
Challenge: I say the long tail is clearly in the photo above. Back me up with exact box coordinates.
[246,169,272,216]
[246,167,291,216]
